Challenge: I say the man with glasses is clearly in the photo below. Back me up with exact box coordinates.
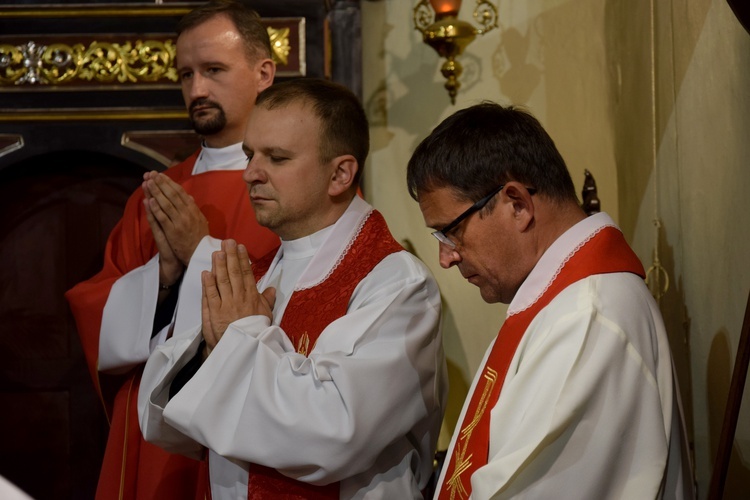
[408,102,694,499]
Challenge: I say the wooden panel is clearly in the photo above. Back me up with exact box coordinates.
[0,152,144,498]
[0,18,305,90]
[0,392,71,498]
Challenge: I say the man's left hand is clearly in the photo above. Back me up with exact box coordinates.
[143,171,209,265]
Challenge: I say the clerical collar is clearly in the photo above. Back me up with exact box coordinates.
[508,212,617,316]
[280,225,335,261]
[192,142,246,175]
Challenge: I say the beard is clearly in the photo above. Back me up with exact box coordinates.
[188,98,227,136]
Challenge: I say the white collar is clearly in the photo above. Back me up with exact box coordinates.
[280,225,334,261]
[508,212,619,316]
[259,197,374,291]
[192,142,246,175]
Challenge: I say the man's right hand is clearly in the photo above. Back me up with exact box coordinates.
[142,171,210,267]
[143,195,184,288]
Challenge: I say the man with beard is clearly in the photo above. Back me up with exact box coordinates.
[65,2,279,498]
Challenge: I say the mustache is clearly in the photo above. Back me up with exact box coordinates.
[249,187,267,198]
[189,98,223,114]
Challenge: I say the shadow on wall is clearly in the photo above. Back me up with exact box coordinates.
[362,3,542,157]
[438,303,471,451]
[707,329,750,498]
[650,228,696,471]
[362,6,394,155]
[603,0,712,241]
[401,239,471,452]
[492,26,543,105]
[363,25,485,156]
[440,359,470,450]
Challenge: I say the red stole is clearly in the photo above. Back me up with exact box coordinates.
[438,226,645,500]
[244,210,403,499]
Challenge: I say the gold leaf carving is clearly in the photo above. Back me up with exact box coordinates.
[268,26,290,66]
[0,44,26,84]
[0,25,292,87]
[0,39,177,85]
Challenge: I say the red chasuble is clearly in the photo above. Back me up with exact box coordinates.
[246,210,403,499]
[438,226,646,500]
[65,151,279,500]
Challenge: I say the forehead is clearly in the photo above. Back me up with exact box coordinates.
[245,101,321,146]
[176,15,247,64]
[417,186,468,227]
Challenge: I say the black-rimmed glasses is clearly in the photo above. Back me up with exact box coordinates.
[432,184,537,248]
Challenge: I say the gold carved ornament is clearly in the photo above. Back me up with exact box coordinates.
[0,40,177,85]
[268,26,290,66]
[0,27,290,86]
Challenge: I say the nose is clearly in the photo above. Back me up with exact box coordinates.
[438,242,461,269]
[186,73,208,102]
[242,157,267,185]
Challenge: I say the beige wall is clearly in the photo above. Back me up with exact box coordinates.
[362,0,750,496]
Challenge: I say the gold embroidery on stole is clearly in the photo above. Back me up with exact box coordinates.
[296,332,310,356]
[447,367,498,499]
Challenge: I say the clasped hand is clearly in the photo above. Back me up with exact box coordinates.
[142,171,210,287]
[201,239,276,358]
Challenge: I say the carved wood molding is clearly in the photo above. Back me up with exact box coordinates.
[0,6,304,90]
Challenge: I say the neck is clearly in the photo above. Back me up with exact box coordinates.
[202,141,240,151]
[531,201,587,262]
[279,195,356,241]
[203,129,242,149]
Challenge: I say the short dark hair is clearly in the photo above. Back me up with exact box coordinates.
[407,102,578,205]
[256,78,369,185]
[176,0,272,62]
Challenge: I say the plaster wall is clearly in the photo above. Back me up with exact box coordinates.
[361,0,749,495]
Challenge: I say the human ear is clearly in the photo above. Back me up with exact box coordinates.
[504,182,535,231]
[255,58,275,93]
[328,155,358,197]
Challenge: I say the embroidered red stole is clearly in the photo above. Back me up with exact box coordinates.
[437,226,646,500]
[243,210,403,499]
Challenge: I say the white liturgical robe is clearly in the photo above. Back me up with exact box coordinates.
[436,213,694,499]
[139,197,447,499]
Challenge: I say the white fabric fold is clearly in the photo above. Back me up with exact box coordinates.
[99,255,160,371]
[98,143,247,372]
[139,197,447,500]
[438,212,694,499]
